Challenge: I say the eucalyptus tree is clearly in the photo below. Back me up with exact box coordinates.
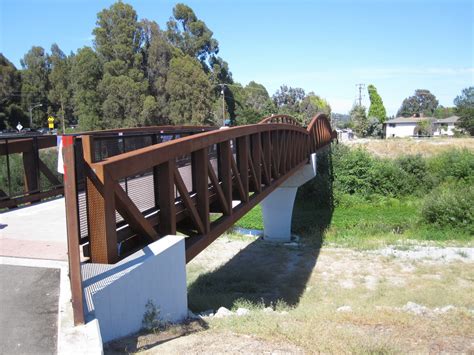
[20,46,50,127]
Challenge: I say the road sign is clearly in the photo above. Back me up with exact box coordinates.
[48,116,55,129]
[16,122,23,132]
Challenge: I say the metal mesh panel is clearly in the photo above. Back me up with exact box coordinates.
[124,171,156,213]
[74,127,217,248]
[38,147,63,191]
[3,152,26,197]
[209,144,218,182]
[176,154,192,198]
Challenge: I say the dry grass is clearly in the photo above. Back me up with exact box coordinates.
[109,235,474,354]
[345,137,474,158]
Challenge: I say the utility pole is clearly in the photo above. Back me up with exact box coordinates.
[356,83,365,107]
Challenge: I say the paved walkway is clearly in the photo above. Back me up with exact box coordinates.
[0,197,68,261]
[0,264,60,354]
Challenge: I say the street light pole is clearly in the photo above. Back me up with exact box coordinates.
[28,103,43,129]
[220,84,225,127]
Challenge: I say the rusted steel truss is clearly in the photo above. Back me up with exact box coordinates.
[73,114,335,265]
[0,135,63,209]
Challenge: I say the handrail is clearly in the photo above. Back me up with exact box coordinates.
[259,115,301,126]
[91,123,308,183]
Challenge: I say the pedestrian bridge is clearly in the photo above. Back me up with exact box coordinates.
[2,113,335,331]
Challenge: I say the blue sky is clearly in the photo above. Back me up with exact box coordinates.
[1,0,473,115]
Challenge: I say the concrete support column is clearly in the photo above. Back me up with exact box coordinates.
[261,154,317,242]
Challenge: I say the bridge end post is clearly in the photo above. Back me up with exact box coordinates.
[261,153,317,242]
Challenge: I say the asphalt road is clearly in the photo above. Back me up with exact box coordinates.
[0,265,60,355]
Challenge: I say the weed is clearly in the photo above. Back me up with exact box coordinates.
[142,300,161,331]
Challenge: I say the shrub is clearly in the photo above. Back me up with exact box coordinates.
[421,182,474,234]
[332,145,375,195]
[427,149,474,184]
[395,154,434,194]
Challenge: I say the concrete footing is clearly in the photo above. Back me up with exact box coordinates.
[82,235,188,343]
[261,154,317,242]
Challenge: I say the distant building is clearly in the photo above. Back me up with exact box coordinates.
[385,115,429,138]
[433,116,460,136]
[385,115,461,138]
[336,128,354,142]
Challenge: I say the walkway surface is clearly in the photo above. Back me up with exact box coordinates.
[0,264,60,354]
[0,199,102,354]
[0,197,68,261]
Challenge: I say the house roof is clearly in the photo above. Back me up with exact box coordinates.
[435,116,459,124]
[386,116,434,124]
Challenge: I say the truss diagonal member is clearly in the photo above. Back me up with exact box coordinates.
[113,182,158,242]
[207,163,231,215]
[173,167,206,235]
[230,152,246,201]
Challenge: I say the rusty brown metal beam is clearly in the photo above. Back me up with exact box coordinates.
[62,136,85,325]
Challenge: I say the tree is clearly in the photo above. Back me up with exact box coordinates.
[142,19,173,124]
[48,44,73,131]
[93,1,151,128]
[99,72,150,128]
[166,3,218,66]
[414,119,433,136]
[299,92,331,125]
[433,105,455,119]
[272,85,305,120]
[367,84,386,123]
[20,46,50,127]
[0,54,27,129]
[233,81,275,125]
[70,47,103,130]
[454,86,474,135]
[165,55,213,125]
[350,104,369,137]
[93,1,143,66]
[397,89,439,117]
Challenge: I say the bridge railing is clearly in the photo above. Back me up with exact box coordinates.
[68,114,334,265]
[259,114,301,126]
[0,134,63,209]
[63,114,334,325]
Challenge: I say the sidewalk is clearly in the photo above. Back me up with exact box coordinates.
[0,197,68,261]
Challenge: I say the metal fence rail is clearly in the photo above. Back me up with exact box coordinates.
[0,134,63,209]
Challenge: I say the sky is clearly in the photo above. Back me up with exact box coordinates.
[1,0,473,115]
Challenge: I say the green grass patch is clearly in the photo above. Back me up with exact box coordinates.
[234,195,472,249]
[235,205,263,230]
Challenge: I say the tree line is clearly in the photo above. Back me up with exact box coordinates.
[345,86,473,137]
[0,2,331,132]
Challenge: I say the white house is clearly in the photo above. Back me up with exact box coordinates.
[385,116,428,138]
[433,116,460,136]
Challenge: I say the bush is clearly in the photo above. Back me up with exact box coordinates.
[395,154,434,194]
[427,149,474,184]
[421,182,474,234]
[333,145,375,195]
[333,145,416,197]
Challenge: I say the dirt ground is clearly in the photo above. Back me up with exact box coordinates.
[105,235,474,354]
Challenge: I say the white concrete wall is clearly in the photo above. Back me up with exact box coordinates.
[260,154,317,242]
[386,123,417,138]
[83,235,188,342]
